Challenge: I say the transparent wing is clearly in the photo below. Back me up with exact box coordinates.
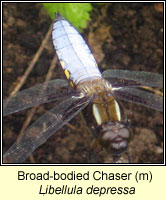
[3,95,90,163]
[102,69,163,87]
[113,87,163,111]
[3,79,79,116]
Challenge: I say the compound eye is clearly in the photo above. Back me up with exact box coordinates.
[118,128,129,139]
[101,131,117,142]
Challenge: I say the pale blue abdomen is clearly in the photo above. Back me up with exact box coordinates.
[52,16,102,85]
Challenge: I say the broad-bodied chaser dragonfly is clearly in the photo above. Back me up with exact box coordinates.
[3,13,163,163]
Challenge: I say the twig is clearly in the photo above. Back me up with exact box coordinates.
[141,86,163,96]
[10,22,53,95]
[19,55,57,163]
[18,55,57,137]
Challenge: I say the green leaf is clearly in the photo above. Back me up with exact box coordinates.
[42,3,92,31]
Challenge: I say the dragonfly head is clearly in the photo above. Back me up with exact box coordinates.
[99,122,130,155]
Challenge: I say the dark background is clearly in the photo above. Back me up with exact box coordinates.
[3,3,163,163]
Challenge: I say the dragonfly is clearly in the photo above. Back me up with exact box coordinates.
[3,13,163,163]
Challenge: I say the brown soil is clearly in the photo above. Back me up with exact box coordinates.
[3,3,163,163]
